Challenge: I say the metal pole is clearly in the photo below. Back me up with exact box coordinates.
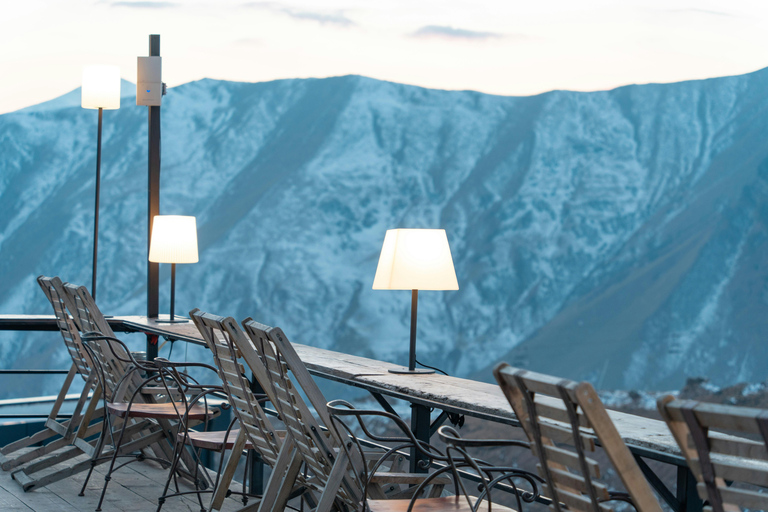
[92,107,103,300]
[147,34,161,360]
[410,404,430,473]
[169,263,175,322]
[409,289,418,371]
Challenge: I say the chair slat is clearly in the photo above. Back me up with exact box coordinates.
[534,443,601,478]
[496,363,663,512]
[547,467,609,498]
[539,421,596,451]
[533,397,590,429]
[700,483,768,511]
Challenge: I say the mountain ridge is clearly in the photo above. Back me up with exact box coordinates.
[2,69,768,399]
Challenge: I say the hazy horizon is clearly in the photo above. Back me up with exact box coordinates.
[3,0,768,115]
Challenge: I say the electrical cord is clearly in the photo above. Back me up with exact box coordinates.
[414,359,448,375]
[414,359,465,427]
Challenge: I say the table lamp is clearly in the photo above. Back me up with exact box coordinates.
[148,215,199,323]
[81,65,121,300]
[373,229,459,374]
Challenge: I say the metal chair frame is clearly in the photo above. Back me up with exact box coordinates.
[327,399,542,512]
[79,331,218,511]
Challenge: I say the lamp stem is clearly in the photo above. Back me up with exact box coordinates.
[170,263,176,322]
[92,107,103,300]
[409,289,418,371]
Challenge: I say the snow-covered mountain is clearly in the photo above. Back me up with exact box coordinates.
[2,71,768,398]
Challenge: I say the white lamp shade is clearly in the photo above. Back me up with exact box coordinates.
[81,65,121,110]
[372,229,459,291]
[149,216,199,264]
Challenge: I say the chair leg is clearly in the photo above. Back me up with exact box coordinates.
[313,451,350,512]
[156,438,187,512]
[210,430,248,511]
[79,406,111,497]
[257,442,303,512]
[242,450,250,506]
[95,414,133,512]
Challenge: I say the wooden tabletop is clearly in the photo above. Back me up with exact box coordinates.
[113,315,684,462]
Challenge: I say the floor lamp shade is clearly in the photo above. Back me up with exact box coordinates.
[81,66,121,110]
[149,216,199,264]
[372,229,458,291]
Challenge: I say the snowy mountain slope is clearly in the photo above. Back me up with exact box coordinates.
[2,71,768,399]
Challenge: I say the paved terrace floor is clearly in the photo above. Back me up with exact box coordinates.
[0,458,253,512]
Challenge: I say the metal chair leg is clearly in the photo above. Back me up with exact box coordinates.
[95,413,133,511]
[79,407,111,497]
[156,437,187,512]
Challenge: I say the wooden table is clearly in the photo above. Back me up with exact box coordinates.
[114,316,682,457]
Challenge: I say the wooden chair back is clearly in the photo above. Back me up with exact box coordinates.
[61,283,135,402]
[494,364,662,512]
[240,319,362,508]
[64,283,115,337]
[189,309,283,468]
[658,396,768,512]
[36,276,91,379]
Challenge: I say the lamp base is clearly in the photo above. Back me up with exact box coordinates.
[154,318,189,324]
[388,368,435,375]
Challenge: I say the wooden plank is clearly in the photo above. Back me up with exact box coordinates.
[546,467,609,499]
[543,483,610,512]
[539,421,596,451]
[706,436,768,461]
[533,397,589,428]
[534,444,600,478]
[0,477,79,511]
[703,483,768,510]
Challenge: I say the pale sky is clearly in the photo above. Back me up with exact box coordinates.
[2,0,768,114]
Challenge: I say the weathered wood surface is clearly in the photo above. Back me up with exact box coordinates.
[0,455,251,512]
[114,316,683,460]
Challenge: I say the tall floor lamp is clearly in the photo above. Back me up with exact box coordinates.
[148,215,199,323]
[81,65,121,299]
[373,229,459,374]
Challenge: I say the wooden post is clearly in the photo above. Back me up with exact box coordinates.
[147,34,161,361]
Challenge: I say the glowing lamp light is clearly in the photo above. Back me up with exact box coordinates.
[149,216,199,322]
[81,65,121,110]
[373,229,459,374]
[149,216,199,264]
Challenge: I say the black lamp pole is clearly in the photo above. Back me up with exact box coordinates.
[92,107,103,300]
[389,289,434,375]
[155,262,187,323]
[409,289,418,371]
[170,263,176,322]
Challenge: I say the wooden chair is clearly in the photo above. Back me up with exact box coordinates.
[2,276,105,489]
[327,400,540,512]
[190,309,308,512]
[16,281,212,509]
[240,319,448,512]
[494,364,663,512]
[8,280,192,494]
[658,396,768,512]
